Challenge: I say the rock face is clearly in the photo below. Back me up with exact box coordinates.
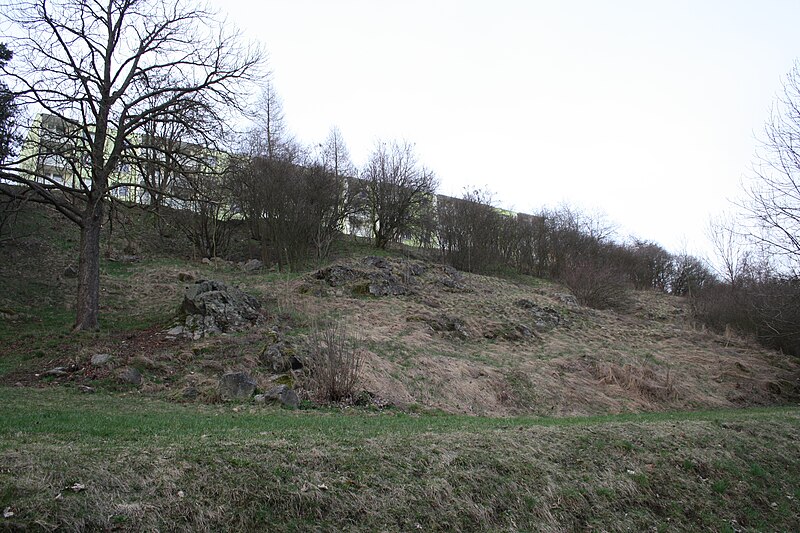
[313,257,427,297]
[314,265,359,287]
[179,280,261,338]
[219,372,257,400]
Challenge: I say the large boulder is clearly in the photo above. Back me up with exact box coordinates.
[179,280,261,338]
[219,372,257,400]
[256,384,300,408]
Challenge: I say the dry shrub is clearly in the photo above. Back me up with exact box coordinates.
[303,321,364,402]
[591,362,675,402]
[560,258,631,311]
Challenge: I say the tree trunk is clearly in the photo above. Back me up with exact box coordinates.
[74,198,104,331]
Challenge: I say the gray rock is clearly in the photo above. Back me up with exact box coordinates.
[314,265,360,287]
[263,384,300,408]
[219,372,257,400]
[260,344,291,372]
[425,314,470,340]
[41,367,69,377]
[165,325,185,337]
[514,299,562,331]
[363,256,391,270]
[439,265,465,290]
[406,262,426,276]
[90,353,112,366]
[41,363,80,378]
[118,366,142,386]
[243,259,264,272]
[180,280,261,338]
[555,293,578,306]
[182,386,199,400]
[368,270,408,296]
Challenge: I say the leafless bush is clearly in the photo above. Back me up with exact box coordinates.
[303,321,364,402]
[692,275,800,356]
[560,257,631,310]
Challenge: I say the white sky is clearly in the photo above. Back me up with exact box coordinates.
[211,0,800,256]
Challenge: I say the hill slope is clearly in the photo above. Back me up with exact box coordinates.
[0,202,798,417]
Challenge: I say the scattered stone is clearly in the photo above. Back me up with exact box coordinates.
[503,324,538,342]
[514,299,562,331]
[178,272,195,282]
[219,372,257,400]
[363,256,391,270]
[201,258,212,265]
[425,314,470,340]
[118,366,142,386]
[555,293,578,306]
[242,258,264,272]
[78,385,95,393]
[41,363,80,378]
[41,367,69,377]
[63,265,78,278]
[439,265,466,290]
[90,353,112,366]
[406,262,426,276]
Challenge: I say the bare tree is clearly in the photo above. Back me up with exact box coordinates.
[321,126,356,180]
[707,213,754,287]
[0,0,263,330]
[246,81,296,161]
[362,140,438,249]
[745,61,800,273]
[437,188,503,273]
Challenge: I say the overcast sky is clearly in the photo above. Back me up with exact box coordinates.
[211,0,800,256]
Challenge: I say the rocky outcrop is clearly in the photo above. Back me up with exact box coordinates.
[514,299,562,331]
[172,280,262,339]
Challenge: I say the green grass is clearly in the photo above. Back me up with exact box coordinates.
[1,386,799,531]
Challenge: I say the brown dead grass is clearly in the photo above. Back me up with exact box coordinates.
[247,255,800,416]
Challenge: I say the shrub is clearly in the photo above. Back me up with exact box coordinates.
[560,257,631,311]
[302,320,364,402]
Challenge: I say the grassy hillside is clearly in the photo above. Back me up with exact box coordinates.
[1,201,799,530]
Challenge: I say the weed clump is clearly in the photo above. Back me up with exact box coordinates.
[302,321,364,403]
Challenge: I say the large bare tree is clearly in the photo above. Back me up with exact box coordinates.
[746,61,800,273]
[362,140,438,249]
[0,0,263,330]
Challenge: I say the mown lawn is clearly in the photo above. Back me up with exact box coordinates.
[1,386,799,531]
